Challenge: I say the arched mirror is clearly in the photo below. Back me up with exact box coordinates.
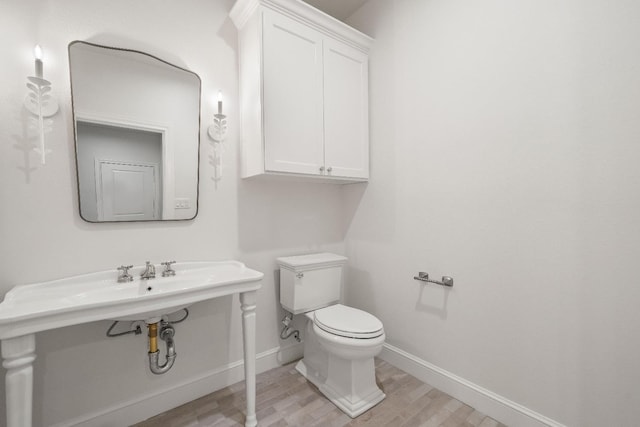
[69,41,201,222]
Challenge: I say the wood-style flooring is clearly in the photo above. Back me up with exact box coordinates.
[133,359,507,427]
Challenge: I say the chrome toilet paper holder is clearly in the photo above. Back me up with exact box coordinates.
[413,272,454,287]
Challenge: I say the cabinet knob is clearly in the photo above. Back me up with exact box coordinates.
[327,167,332,173]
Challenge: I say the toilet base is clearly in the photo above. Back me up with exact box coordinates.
[325,354,386,418]
[320,375,386,418]
[296,335,386,418]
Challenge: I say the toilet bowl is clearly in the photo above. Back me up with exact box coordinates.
[277,253,386,418]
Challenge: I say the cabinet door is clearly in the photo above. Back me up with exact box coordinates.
[262,10,324,175]
[323,39,369,179]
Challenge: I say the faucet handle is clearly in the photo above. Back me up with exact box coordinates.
[161,261,176,277]
[117,265,134,283]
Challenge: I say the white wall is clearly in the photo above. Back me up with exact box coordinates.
[345,1,640,426]
[0,1,346,425]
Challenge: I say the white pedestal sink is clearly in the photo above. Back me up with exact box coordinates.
[0,261,263,427]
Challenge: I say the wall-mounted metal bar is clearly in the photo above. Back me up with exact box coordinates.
[413,272,454,287]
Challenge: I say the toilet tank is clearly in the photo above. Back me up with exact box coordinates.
[277,253,347,315]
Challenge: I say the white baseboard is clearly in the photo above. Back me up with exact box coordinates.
[380,343,565,427]
[53,342,303,427]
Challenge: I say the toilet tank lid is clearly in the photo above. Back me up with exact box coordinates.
[276,253,347,270]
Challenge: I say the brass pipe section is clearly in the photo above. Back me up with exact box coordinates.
[148,322,158,353]
[146,322,177,375]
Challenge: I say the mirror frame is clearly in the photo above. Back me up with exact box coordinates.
[68,40,202,223]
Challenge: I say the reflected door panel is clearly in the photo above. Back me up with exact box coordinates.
[97,161,159,221]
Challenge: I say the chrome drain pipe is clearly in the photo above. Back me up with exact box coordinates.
[147,322,177,375]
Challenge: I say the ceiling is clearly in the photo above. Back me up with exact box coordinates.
[302,0,369,21]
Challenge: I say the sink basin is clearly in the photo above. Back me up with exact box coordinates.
[0,261,263,339]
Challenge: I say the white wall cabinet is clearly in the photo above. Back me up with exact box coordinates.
[231,0,372,182]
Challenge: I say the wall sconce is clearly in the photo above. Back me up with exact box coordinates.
[24,44,58,165]
[207,90,227,181]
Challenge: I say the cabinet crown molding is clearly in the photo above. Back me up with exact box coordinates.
[230,0,373,53]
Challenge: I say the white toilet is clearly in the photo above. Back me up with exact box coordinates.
[277,253,386,418]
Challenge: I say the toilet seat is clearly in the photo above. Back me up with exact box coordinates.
[314,304,383,339]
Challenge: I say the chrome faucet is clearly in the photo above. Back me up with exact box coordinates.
[117,265,134,283]
[161,261,176,277]
[140,261,156,280]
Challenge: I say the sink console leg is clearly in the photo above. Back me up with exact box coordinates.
[2,334,36,427]
[240,290,257,427]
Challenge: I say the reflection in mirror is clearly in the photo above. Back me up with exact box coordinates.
[69,41,201,222]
